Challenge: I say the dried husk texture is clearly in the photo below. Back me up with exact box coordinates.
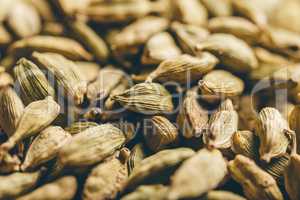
[284,153,300,200]
[121,184,169,200]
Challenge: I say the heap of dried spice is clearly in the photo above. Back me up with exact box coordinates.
[1,0,300,200]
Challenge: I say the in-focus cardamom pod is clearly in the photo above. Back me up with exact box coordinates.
[232,130,259,159]
[128,143,146,175]
[64,121,99,135]
[75,61,101,83]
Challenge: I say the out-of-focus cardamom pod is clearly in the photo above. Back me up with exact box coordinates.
[203,99,238,149]
[70,20,109,62]
[128,143,146,175]
[6,1,41,38]
[112,82,174,115]
[146,53,218,84]
[75,61,101,83]
[289,105,300,153]
[126,148,195,189]
[203,190,246,200]
[42,22,66,36]
[284,153,300,200]
[237,95,259,130]
[54,0,91,16]
[24,0,55,21]
[0,170,42,199]
[208,17,260,44]
[256,107,294,162]
[228,155,284,200]
[64,121,98,135]
[0,24,12,47]
[177,87,208,139]
[16,176,77,200]
[232,130,259,159]
[87,66,125,102]
[199,70,245,103]
[32,52,87,105]
[21,126,71,171]
[1,96,60,152]
[83,148,130,200]
[170,22,209,54]
[173,0,208,26]
[14,58,55,105]
[141,32,181,65]
[200,0,232,17]
[57,124,126,167]
[0,72,14,89]
[0,153,21,174]
[254,47,291,65]
[9,35,92,61]
[168,148,228,200]
[0,87,24,137]
[144,116,178,152]
[195,33,258,73]
[121,184,169,200]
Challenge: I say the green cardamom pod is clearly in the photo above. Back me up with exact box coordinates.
[64,121,99,135]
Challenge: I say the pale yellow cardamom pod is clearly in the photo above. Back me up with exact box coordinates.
[121,184,169,200]
[231,130,259,159]
[128,143,146,175]
[64,121,99,135]
[204,190,246,200]
[201,0,232,17]
[284,153,300,200]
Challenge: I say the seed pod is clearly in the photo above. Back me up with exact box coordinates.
[141,32,181,65]
[0,171,42,199]
[21,126,71,171]
[168,148,227,200]
[144,116,178,152]
[112,82,174,115]
[83,148,130,200]
[284,153,300,200]
[254,47,290,65]
[42,22,66,36]
[173,0,208,26]
[256,107,294,162]
[70,20,109,62]
[24,0,55,21]
[199,70,244,103]
[170,22,209,54]
[232,130,259,159]
[126,148,195,189]
[0,153,21,174]
[57,124,126,167]
[64,121,99,135]
[203,190,246,200]
[0,72,14,89]
[228,155,284,200]
[75,61,100,83]
[1,96,60,152]
[14,58,55,105]
[16,176,77,200]
[177,87,208,138]
[0,24,12,47]
[9,35,92,61]
[7,1,41,38]
[121,184,169,200]
[32,52,87,105]
[54,0,91,16]
[201,0,232,17]
[195,33,258,73]
[0,87,24,137]
[146,53,218,84]
[208,17,260,44]
[87,66,125,102]
[128,143,146,175]
[289,105,300,153]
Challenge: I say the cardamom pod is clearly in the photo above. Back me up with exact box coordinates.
[203,99,238,149]
[141,32,181,65]
[75,61,101,83]
[201,0,232,17]
[0,72,14,89]
[128,143,146,175]
[54,0,91,16]
[168,148,227,200]
[1,96,60,152]
[126,148,195,189]
[254,47,291,65]
[16,176,77,200]
[24,0,55,21]
[289,105,300,153]
[228,155,284,200]
[112,82,174,115]
[0,170,42,199]
[256,107,294,162]
[0,153,21,174]
[121,184,169,200]
[284,153,300,200]
[64,121,99,135]
[9,35,92,61]
[146,53,218,84]
[83,148,130,200]
[237,95,259,131]
[70,20,109,62]
[173,0,208,26]
[203,190,246,200]
[195,33,258,73]
[232,130,259,159]
[57,124,126,167]
[0,24,12,47]
[0,87,24,137]
[144,116,179,152]
[42,22,66,36]
[170,21,209,54]
[14,58,55,105]
[199,70,244,103]
[176,87,208,138]
[21,126,71,171]
[32,52,87,105]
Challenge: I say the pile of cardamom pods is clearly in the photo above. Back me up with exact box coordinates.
[1,0,300,200]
